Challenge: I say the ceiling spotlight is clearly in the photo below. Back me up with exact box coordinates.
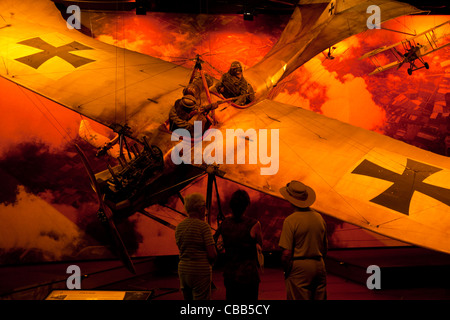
[135,0,147,15]
[243,9,254,21]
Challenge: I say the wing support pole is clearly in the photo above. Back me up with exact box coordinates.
[189,54,216,124]
[74,144,136,274]
[139,209,177,230]
[205,165,224,227]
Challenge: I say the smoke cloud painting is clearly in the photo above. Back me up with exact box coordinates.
[1,10,449,265]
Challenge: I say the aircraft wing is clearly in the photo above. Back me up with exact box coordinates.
[3,0,450,255]
[416,20,450,58]
[359,43,406,75]
[364,41,450,75]
[410,19,450,43]
[0,0,192,143]
[361,19,450,75]
[207,99,450,254]
[359,41,404,60]
[367,60,402,75]
[361,20,450,59]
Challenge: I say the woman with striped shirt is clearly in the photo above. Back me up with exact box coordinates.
[175,193,217,300]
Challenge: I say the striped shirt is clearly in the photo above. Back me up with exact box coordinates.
[175,217,215,275]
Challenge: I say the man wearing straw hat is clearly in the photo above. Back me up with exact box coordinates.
[278,180,328,300]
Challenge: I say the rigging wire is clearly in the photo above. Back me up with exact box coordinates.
[0,13,10,76]
[269,24,424,170]
[267,110,373,226]
[265,72,449,227]
[256,26,445,226]
[16,84,73,145]
[114,14,119,125]
[6,7,446,235]
[121,11,127,125]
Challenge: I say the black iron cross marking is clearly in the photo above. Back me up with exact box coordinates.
[15,37,95,69]
[329,2,335,15]
[351,158,450,215]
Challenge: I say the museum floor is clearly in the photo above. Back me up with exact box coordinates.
[99,265,450,300]
[1,247,450,300]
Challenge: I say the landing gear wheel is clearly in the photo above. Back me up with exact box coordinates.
[424,62,429,69]
[407,68,412,75]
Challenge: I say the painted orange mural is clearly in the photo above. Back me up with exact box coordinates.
[0,10,448,265]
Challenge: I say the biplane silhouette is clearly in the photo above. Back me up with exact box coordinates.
[2,0,450,274]
[360,20,450,75]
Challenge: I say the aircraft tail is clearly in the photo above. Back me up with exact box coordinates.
[245,0,422,99]
[79,119,124,159]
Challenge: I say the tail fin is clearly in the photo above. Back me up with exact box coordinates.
[79,119,122,159]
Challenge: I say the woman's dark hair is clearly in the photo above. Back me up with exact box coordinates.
[229,189,250,219]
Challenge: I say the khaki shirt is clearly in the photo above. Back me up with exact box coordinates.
[278,208,328,259]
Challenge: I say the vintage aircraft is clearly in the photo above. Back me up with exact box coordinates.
[360,19,450,75]
[2,0,450,274]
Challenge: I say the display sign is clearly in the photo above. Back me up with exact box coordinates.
[45,290,152,300]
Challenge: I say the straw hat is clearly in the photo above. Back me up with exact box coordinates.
[279,180,316,208]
